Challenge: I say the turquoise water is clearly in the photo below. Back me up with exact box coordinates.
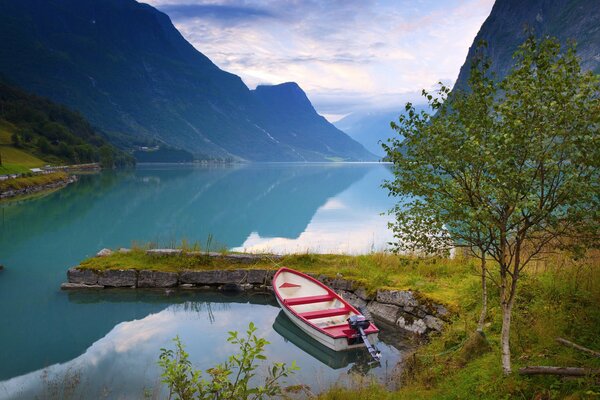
[0,163,407,398]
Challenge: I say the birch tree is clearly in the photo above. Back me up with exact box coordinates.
[384,36,600,374]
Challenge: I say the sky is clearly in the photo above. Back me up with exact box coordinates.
[144,0,495,121]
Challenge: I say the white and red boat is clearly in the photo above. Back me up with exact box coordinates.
[273,267,380,359]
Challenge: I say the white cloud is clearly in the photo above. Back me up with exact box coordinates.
[143,0,495,116]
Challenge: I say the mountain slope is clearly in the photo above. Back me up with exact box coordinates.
[0,80,133,171]
[455,0,600,90]
[253,83,376,161]
[0,0,374,161]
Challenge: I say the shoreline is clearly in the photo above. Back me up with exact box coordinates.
[62,248,450,336]
[0,173,77,200]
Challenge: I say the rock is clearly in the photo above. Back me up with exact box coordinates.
[433,303,450,318]
[97,269,137,287]
[376,290,419,308]
[424,315,444,332]
[246,269,268,284]
[138,270,178,288]
[118,248,131,254]
[96,248,113,257]
[179,283,195,289]
[0,264,4,271]
[180,270,219,284]
[179,269,246,285]
[146,249,182,256]
[354,287,372,301]
[67,268,99,285]
[338,290,367,311]
[366,302,400,325]
[396,315,428,335]
[61,282,103,290]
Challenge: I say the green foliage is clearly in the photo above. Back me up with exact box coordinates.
[0,80,134,167]
[384,35,600,373]
[158,322,298,400]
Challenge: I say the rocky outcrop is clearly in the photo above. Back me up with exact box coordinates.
[63,260,449,336]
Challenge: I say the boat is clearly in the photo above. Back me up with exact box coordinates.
[272,267,380,360]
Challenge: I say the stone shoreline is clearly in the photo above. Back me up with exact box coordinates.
[0,175,77,200]
[63,249,450,336]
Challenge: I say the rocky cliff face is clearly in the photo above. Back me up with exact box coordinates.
[0,0,374,161]
[455,0,600,90]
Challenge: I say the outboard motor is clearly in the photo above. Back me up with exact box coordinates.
[347,315,381,362]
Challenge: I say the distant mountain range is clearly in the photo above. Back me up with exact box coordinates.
[0,0,375,162]
[335,107,428,158]
[455,0,600,90]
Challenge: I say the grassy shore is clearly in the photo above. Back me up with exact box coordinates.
[79,249,479,308]
[0,171,69,192]
[79,247,600,399]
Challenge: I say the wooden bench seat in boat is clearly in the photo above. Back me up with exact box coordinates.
[299,307,349,320]
[284,294,335,306]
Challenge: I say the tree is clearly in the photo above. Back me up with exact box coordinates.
[384,35,600,374]
[99,145,114,169]
[158,322,298,400]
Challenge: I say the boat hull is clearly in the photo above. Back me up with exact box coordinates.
[276,296,378,351]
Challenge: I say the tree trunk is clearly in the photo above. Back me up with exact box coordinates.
[501,300,513,374]
[477,255,487,332]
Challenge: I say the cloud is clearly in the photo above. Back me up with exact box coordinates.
[144,0,495,117]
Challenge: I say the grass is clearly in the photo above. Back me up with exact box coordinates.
[79,248,480,308]
[317,251,600,400]
[0,171,68,192]
[0,120,46,174]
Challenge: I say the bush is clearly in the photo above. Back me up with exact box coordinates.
[158,322,298,400]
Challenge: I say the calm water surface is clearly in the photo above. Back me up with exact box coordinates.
[0,163,407,398]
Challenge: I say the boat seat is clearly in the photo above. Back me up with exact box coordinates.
[299,307,349,320]
[284,294,335,306]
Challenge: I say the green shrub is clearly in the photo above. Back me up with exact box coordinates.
[158,322,298,400]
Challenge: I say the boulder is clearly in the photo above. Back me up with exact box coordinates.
[246,269,268,284]
[96,248,113,257]
[138,270,178,288]
[67,268,99,285]
[179,269,246,285]
[376,290,419,308]
[366,302,400,325]
[433,303,450,319]
[354,287,372,301]
[338,290,368,311]
[98,269,137,287]
[424,315,444,332]
[180,270,220,285]
[118,248,131,254]
[396,315,428,335]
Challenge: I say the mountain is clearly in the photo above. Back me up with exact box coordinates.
[252,83,375,161]
[455,0,600,90]
[335,106,428,158]
[0,80,133,170]
[0,0,374,162]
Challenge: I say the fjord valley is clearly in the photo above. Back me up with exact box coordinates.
[0,0,599,399]
[0,0,374,162]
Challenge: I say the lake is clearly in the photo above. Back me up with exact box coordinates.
[0,163,406,398]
